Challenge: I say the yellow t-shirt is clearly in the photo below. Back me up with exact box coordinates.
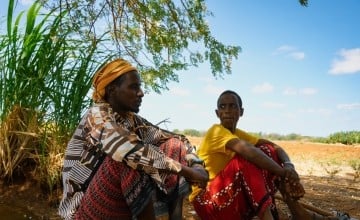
[189,124,258,201]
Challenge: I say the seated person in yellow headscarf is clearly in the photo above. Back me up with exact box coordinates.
[58,58,208,220]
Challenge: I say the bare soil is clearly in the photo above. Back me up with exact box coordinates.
[1,140,359,220]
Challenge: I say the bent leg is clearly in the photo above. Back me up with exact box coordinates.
[192,155,274,219]
[168,196,183,220]
[138,201,156,220]
[75,156,155,220]
[257,143,284,219]
[154,138,190,220]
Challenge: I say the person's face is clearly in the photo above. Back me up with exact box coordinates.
[215,93,243,132]
[107,70,144,114]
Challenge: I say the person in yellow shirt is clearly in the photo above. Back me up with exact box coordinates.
[189,90,349,220]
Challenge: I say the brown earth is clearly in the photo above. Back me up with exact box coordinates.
[1,139,359,220]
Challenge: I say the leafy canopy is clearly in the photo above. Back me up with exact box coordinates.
[42,0,308,92]
[43,0,240,92]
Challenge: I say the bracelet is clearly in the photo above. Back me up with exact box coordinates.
[283,161,295,168]
[188,158,205,167]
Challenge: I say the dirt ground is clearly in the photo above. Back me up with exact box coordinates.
[0,139,359,220]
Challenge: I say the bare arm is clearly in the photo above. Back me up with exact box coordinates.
[226,138,285,177]
[87,104,208,187]
[179,164,209,187]
[242,136,305,199]
[256,138,301,185]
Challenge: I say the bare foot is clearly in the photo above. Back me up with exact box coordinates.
[278,181,351,220]
[280,178,305,201]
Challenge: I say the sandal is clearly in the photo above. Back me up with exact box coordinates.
[311,211,355,220]
[333,211,355,220]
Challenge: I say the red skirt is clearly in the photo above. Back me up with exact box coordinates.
[192,144,280,220]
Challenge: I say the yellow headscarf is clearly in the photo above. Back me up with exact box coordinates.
[92,58,137,102]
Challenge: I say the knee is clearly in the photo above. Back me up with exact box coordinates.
[161,137,186,151]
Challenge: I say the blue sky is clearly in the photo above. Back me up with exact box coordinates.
[5,0,360,137]
[141,0,360,137]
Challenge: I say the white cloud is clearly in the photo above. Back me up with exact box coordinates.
[299,108,332,115]
[299,87,317,95]
[329,48,360,75]
[274,45,296,53]
[252,82,274,93]
[283,87,297,95]
[289,52,305,60]
[283,87,317,96]
[273,45,305,61]
[337,103,360,110]
[170,87,190,96]
[262,101,285,109]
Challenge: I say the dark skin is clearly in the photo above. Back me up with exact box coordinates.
[105,70,209,220]
[215,92,301,220]
[277,180,342,220]
[216,92,299,182]
[217,92,341,220]
[107,70,208,182]
[105,70,144,115]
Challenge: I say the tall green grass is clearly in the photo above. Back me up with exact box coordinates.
[0,0,108,192]
[1,0,100,130]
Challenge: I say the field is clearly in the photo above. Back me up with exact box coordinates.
[183,138,360,220]
[0,139,359,220]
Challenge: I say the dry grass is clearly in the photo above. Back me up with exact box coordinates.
[0,106,39,180]
[0,106,64,195]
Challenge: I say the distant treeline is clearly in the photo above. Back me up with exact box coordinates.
[174,129,360,145]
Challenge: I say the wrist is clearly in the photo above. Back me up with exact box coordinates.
[283,161,295,168]
[188,157,205,167]
[171,160,183,173]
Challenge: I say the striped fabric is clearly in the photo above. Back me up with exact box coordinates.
[58,102,196,219]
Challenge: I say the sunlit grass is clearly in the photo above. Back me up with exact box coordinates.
[0,106,39,180]
[0,105,66,201]
[33,125,66,196]
[0,0,105,195]
[349,159,360,181]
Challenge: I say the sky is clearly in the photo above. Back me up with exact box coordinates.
[140,0,360,137]
[4,0,360,137]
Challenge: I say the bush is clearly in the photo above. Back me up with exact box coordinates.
[328,131,360,145]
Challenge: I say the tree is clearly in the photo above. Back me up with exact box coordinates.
[0,0,310,190]
[43,0,308,92]
[299,0,308,7]
[43,0,240,92]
